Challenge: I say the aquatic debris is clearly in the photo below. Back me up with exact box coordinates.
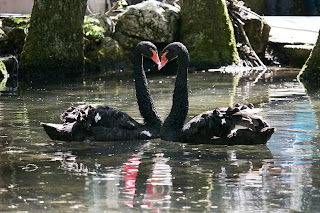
[22,163,38,172]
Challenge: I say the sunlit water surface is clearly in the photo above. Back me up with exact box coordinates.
[0,68,320,212]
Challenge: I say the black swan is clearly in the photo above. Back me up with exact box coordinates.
[158,42,275,145]
[42,41,163,141]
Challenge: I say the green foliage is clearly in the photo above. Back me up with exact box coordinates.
[83,17,105,39]
[13,14,31,29]
[13,18,23,25]
[117,0,128,10]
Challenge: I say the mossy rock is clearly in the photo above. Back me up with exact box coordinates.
[298,32,320,88]
[19,0,87,82]
[180,0,239,69]
[85,37,128,72]
[113,31,142,51]
[235,14,271,54]
[284,45,313,68]
[1,17,30,28]
[0,28,12,55]
[3,27,26,54]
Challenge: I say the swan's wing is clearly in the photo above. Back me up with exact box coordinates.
[60,104,97,123]
[60,104,141,130]
[182,109,257,141]
[182,110,223,139]
[88,106,141,130]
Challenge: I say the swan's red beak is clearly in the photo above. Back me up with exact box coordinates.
[151,49,161,66]
[158,52,168,70]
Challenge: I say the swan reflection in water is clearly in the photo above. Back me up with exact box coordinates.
[123,153,172,210]
[50,143,290,212]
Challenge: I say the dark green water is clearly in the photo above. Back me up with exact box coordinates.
[0,68,320,212]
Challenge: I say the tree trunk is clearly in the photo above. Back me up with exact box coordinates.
[180,0,239,69]
[20,0,87,81]
[298,30,320,88]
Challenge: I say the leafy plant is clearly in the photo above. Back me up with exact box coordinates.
[13,14,31,30]
[83,17,105,39]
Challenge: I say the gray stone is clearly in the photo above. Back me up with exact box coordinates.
[114,0,180,50]
[239,13,271,54]
[284,44,313,68]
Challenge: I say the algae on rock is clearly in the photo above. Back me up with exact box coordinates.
[298,30,320,88]
[20,0,87,81]
[180,0,239,69]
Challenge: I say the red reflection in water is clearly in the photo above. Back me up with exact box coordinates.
[122,153,172,211]
[122,154,141,207]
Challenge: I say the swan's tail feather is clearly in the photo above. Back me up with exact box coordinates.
[41,122,87,142]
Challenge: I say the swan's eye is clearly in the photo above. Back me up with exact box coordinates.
[149,48,155,53]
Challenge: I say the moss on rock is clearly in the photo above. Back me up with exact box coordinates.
[298,31,320,88]
[20,0,87,82]
[180,0,239,69]
[84,37,128,72]
[235,14,270,55]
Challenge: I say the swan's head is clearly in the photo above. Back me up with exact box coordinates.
[135,41,160,66]
[159,42,188,70]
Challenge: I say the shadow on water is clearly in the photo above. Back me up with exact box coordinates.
[1,67,320,212]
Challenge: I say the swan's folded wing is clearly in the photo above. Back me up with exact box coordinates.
[91,106,141,130]
[182,110,223,139]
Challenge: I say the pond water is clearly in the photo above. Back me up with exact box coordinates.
[0,68,320,212]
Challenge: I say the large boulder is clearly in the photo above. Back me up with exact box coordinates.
[85,36,127,72]
[0,17,28,54]
[235,13,271,55]
[83,14,125,72]
[2,27,26,54]
[0,28,11,55]
[114,0,180,50]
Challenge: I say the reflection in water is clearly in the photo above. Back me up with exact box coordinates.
[123,152,142,208]
[264,80,317,212]
[52,152,89,174]
[143,153,172,210]
[1,69,320,212]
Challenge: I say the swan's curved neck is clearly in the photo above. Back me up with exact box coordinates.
[161,51,189,141]
[134,52,162,127]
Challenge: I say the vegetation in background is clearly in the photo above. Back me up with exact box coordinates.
[83,17,105,39]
